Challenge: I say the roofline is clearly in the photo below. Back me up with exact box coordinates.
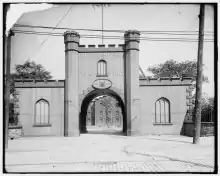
[14,79,65,82]
[14,77,193,83]
[139,77,193,81]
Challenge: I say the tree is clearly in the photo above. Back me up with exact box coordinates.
[191,93,214,122]
[100,96,113,126]
[147,59,213,123]
[11,60,52,80]
[147,59,208,83]
[9,60,52,125]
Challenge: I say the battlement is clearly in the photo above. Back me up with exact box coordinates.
[139,77,193,86]
[14,79,65,88]
[78,44,124,53]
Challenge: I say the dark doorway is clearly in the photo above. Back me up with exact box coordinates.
[80,89,126,135]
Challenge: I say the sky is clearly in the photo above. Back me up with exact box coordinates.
[8,4,215,96]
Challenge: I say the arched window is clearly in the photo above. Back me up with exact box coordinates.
[155,97,171,124]
[35,99,50,126]
[97,60,107,76]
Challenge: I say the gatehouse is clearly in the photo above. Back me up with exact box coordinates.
[14,30,193,137]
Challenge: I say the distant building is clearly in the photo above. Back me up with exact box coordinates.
[86,97,123,128]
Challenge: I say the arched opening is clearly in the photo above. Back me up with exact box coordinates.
[80,89,126,135]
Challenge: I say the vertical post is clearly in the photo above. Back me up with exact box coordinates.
[193,4,205,144]
[101,4,104,44]
[124,30,141,136]
[5,30,13,148]
[4,3,11,149]
[64,31,80,137]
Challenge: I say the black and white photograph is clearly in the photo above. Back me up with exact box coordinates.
[3,2,217,174]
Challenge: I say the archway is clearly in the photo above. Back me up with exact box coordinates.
[80,89,126,134]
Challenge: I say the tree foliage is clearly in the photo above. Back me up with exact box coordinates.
[191,93,215,122]
[147,59,208,82]
[147,59,214,122]
[100,96,113,111]
[192,93,214,111]
[11,60,52,80]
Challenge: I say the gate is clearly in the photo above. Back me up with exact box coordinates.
[86,106,122,128]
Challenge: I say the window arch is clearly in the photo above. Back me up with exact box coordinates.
[155,97,171,124]
[97,60,107,76]
[35,99,50,126]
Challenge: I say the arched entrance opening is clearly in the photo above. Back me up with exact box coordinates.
[80,89,126,135]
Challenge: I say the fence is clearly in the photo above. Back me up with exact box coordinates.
[182,107,215,137]
[187,106,215,122]
[201,108,215,122]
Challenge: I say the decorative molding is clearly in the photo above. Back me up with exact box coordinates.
[153,123,173,126]
[78,86,124,108]
[92,79,112,89]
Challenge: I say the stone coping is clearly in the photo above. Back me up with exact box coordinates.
[14,79,65,82]
[14,80,65,88]
[14,77,192,83]
[78,46,123,53]
[139,77,193,81]
[79,44,124,48]
[14,78,192,87]
[9,125,22,129]
[184,122,214,124]
[139,78,192,86]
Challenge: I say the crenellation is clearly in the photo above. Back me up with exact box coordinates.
[88,45,95,48]
[139,77,192,86]
[118,44,124,48]
[14,79,65,83]
[98,44,105,48]
[108,44,115,48]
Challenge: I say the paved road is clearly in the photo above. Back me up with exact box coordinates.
[5,130,215,173]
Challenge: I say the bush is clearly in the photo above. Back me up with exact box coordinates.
[191,94,214,122]
[9,101,19,126]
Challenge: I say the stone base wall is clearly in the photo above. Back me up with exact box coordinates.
[182,122,214,137]
[9,126,23,139]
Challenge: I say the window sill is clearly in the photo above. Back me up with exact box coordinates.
[33,124,52,127]
[153,123,172,126]
[96,75,108,77]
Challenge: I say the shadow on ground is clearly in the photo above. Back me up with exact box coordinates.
[85,127,125,136]
[130,151,214,168]
[142,137,192,144]
[86,130,125,136]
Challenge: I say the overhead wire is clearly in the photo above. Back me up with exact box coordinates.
[12,29,214,43]
[27,5,73,60]
[39,5,73,47]
[14,23,214,35]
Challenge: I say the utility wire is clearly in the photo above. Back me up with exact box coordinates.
[140,31,213,36]
[12,29,214,40]
[13,31,213,43]
[102,4,104,44]
[14,23,214,35]
[40,5,73,46]
[14,23,126,33]
[27,5,73,60]
[12,30,214,43]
